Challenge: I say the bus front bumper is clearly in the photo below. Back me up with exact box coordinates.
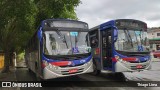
[42,60,93,79]
[115,60,152,72]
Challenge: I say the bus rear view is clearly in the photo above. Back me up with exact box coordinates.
[25,19,93,80]
[89,19,151,75]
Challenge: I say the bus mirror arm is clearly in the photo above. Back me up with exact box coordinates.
[38,28,43,42]
[112,26,118,42]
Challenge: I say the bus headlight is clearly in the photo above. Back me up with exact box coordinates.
[122,60,128,63]
[52,65,58,70]
[88,60,91,64]
[84,60,92,66]
[115,55,121,61]
[48,63,52,68]
[43,60,49,66]
[115,55,128,63]
[84,63,88,66]
[44,61,59,70]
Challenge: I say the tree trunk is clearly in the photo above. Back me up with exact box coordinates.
[9,52,14,66]
[1,51,10,73]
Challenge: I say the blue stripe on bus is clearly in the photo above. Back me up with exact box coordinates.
[100,20,115,31]
[113,49,150,62]
[42,54,92,65]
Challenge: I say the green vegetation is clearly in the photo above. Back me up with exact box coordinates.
[17,52,25,63]
[0,0,80,72]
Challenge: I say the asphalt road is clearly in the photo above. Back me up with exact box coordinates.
[15,61,160,90]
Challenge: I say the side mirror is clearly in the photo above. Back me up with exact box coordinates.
[37,27,42,42]
[113,28,118,42]
[112,26,118,42]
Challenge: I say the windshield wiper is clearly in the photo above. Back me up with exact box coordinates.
[124,29,133,47]
[63,35,68,48]
[139,30,143,46]
[75,32,80,47]
[134,31,139,46]
[75,35,77,47]
[127,30,134,47]
[56,30,68,49]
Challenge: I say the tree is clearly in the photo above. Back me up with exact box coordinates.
[0,0,80,72]
[34,0,80,28]
[0,0,37,72]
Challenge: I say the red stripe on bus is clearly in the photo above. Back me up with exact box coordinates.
[122,57,136,61]
[50,61,70,66]
[42,63,46,69]
[112,58,117,62]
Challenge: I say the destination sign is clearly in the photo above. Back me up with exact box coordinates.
[115,19,147,30]
[119,21,139,28]
[44,20,88,29]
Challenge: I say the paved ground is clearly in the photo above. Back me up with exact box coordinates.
[0,60,160,90]
[0,67,20,90]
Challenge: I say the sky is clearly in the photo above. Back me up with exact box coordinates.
[75,0,160,28]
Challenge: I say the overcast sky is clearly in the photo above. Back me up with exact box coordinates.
[75,0,160,28]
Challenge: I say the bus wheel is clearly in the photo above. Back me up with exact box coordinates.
[36,74,43,81]
[92,61,101,75]
[35,71,43,81]
[28,68,32,73]
[35,66,43,81]
[114,72,126,81]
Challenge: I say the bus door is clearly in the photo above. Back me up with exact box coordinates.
[101,28,112,69]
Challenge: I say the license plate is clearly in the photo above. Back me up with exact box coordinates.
[69,69,78,73]
[136,65,143,69]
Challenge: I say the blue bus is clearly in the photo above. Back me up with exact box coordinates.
[89,19,151,75]
[25,19,93,80]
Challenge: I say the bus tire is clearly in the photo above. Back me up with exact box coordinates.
[34,63,43,81]
[36,74,43,81]
[92,60,101,75]
[114,72,126,81]
[35,68,43,81]
[28,68,32,73]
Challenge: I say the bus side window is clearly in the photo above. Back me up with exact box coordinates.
[85,33,89,46]
[89,30,98,48]
[91,37,98,47]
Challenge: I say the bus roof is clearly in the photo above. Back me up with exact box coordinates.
[40,19,88,31]
[42,19,88,25]
[90,19,147,31]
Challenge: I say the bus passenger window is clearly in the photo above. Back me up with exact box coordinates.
[91,37,98,48]
[89,30,98,48]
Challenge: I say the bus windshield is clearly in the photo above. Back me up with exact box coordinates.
[115,29,150,52]
[43,31,91,55]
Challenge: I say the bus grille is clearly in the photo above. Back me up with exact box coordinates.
[129,61,147,63]
[55,56,87,61]
[130,65,146,70]
[59,64,84,68]
[61,68,84,75]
